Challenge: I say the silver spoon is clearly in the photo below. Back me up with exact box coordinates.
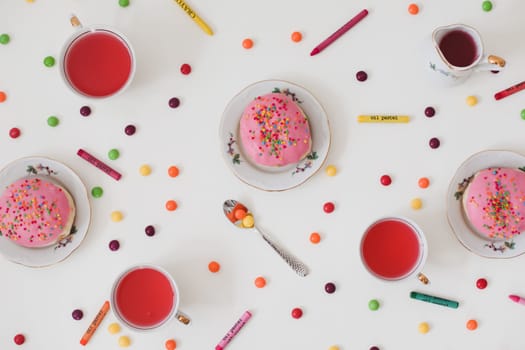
[223,199,309,277]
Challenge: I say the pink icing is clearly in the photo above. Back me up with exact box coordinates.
[239,93,311,167]
[0,177,74,248]
[464,167,525,240]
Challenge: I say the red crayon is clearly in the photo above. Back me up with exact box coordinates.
[77,148,122,180]
[509,294,525,305]
[494,80,525,100]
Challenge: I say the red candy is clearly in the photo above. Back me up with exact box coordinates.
[323,202,335,213]
[14,334,25,345]
[476,278,488,289]
[380,174,392,186]
[180,63,191,75]
[291,307,303,319]
[9,127,21,138]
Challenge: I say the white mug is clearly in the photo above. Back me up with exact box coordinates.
[427,23,505,86]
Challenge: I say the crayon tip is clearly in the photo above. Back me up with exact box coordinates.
[509,294,520,302]
[310,48,320,56]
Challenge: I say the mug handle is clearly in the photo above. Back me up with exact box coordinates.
[175,310,191,325]
[475,54,506,72]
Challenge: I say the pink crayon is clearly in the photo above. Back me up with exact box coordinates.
[215,310,252,350]
[508,294,525,305]
[77,148,122,181]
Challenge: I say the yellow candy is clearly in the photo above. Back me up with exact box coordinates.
[118,335,131,347]
[139,164,152,176]
[242,214,255,228]
[418,322,430,334]
[111,211,123,222]
[328,346,340,350]
[411,198,423,210]
[108,323,121,334]
[325,165,337,176]
[466,95,478,106]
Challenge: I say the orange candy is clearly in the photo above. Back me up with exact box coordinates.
[254,276,266,288]
[242,38,253,49]
[466,319,478,330]
[165,339,177,350]
[168,166,179,178]
[291,31,302,42]
[165,200,178,211]
[408,3,419,14]
[309,232,321,244]
[234,208,247,220]
[418,177,430,188]
[0,91,6,102]
[208,261,220,273]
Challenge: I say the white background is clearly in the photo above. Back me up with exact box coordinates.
[1,0,525,349]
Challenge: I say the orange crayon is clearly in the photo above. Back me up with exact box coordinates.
[80,301,110,346]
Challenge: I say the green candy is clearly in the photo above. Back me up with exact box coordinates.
[91,186,103,198]
[108,149,120,160]
[47,116,59,127]
[368,299,380,311]
[43,56,55,67]
[0,33,10,45]
[521,109,525,120]
[119,0,130,7]
[482,1,493,11]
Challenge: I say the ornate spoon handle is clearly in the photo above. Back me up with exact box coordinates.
[254,225,309,277]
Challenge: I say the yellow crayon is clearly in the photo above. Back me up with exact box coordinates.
[173,0,213,36]
[357,115,410,123]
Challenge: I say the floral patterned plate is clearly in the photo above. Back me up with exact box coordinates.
[446,150,525,258]
[0,156,91,267]
[220,80,331,191]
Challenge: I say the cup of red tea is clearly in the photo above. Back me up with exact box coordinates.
[59,17,135,98]
[111,265,190,330]
[360,217,428,281]
[428,24,505,86]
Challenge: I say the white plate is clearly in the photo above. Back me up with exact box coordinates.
[446,150,525,258]
[0,156,91,267]
[220,80,331,191]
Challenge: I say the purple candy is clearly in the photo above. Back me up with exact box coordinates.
[429,137,440,149]
[356,70,368,82]
[324,282,336,294]
[109,239,120,251]
[124,124,136,136]
[168,97,180,108]
[424,106,436,117]
[145,225,155,237]
[80,106,91,117]
[72,309,83,320]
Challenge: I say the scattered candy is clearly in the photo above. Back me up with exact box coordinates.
[109,239,120,251]
[111,211,123,222]
[356,70,368,82]
[139,164,152,176]
[108,149,120,160]
[208,261,220,273]
[476,278,488,289]
[325,165,337,176]
[368,299,380,311]
[291,307,303,319]
[411,198,423,210]
[165,339,177,350]
[291,31,302,42]
[408,3,419,14]
[324,282,336,294]
[380,174,392,186]
[418,322,430,334]
[118,335,131,347]
[309,232,321,244]
[165,200,178,211]
[168,166,180,178]
[0,33,10,45]
[418,177,430,188]
[429,137,440,149]
[145,225,156,237]
[119,0,130,7]
[242,38,254,49]
[254,276,266,288]
[521,109,525,120]
[72,309,84,320]
[47,116,59,127]
[370,346,380,350]
[466,95,478,106]
[418,272,430,284]
[482,0,493,11]
[466,319,478,330]
[80,106,91,116]
[328,346,340,350]
[108,322,121,334]
[242,214,254,228]
[91,186,103,198]
[323,202,335,213]
[180,63,191,75]
[13,334,25,345]
[9,127,21,138]
[169,97,180,108]
[43,56,55,67]
[424,106,435,117]
[124,124,136,135]
[0,91,6,102]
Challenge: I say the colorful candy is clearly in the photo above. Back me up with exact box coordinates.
[168,166,180,178]
[380,174,392,186]
[254,276,266,288]
[118,335,131,347]
[9,127,21,138]
[242,38,254,49]
[234,208,247,220]
[521,109,525,120]
[325,165,337,176]
[108,322,121,334]
[418,272,430,285]
[80,106,91,116]
[0,91,7,102]
[368,299,380,311]
[291,307,303,319]
[180,63,192,75]
[108,149,120,160]
[165,200,178,211]
[411,198,423,210]
[165,339,177,350]
[323,202,335,213]
[309,232,321,244]
[111,211,123,222]
[13,334,25,345]
[72,309,84,320]
[242,214,254,228]
[418,177,430,188]
[208,261,220,273]
[466,319,478,330]
[418,322,430,334]
[47,116,59,127]
[109,240,120,251]
[139,164,152,176]
[291,31,302,42]
[0,33,10,45]
[356,70,368,82]
[328,346,340,350]
[119,0,130,7]
[466,95,478,106]
[482,1,493,11]
[369,346,380,350]
[429,137,440,149]
[43,56,55,67]
[476,278,488,289]
[145,225,155,237]
[324,282,336,294]
[124,124,136,135]
[168,97,180,108]
[424,106,435,117]
[408,3,419,14]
